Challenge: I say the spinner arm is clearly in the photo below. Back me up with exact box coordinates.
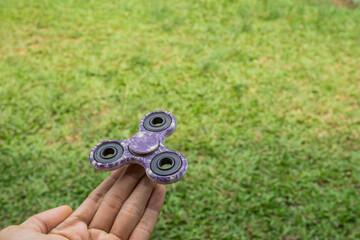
[89,111,188,184]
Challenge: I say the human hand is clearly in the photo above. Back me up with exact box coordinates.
[0,164,166,240]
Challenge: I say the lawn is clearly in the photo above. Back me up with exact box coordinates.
[0,0,359,239]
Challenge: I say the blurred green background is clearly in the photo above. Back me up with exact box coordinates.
[1,0,359,239]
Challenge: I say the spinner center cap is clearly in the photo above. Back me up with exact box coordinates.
[128,132,159,155]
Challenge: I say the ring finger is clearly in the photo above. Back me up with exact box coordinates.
[109,175,156,239]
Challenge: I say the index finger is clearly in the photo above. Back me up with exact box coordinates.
[70,166,127,224]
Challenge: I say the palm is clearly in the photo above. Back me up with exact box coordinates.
[1,165,166,240]
[51,219,123,240]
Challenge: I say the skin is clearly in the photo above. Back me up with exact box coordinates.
[0,164,166,240]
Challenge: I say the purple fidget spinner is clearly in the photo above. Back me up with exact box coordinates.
[89,111,188,184]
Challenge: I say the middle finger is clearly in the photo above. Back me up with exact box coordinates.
[109,175,156,239]
[89,164,145,232]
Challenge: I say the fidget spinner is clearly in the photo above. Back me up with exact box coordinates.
[89,111,188,184]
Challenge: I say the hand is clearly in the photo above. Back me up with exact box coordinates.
[0,164,166,240]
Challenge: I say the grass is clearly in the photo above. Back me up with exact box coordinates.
[0,0,360,239]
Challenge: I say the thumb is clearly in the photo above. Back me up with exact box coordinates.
[21,205,73,233]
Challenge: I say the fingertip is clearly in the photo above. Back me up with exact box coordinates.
[60,205,73,214]
[110,165,127,178]
[125,164,146,176]
[156,184,166,195]
[148,184,166,210]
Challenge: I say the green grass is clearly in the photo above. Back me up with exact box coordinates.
[1,0,360,239]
